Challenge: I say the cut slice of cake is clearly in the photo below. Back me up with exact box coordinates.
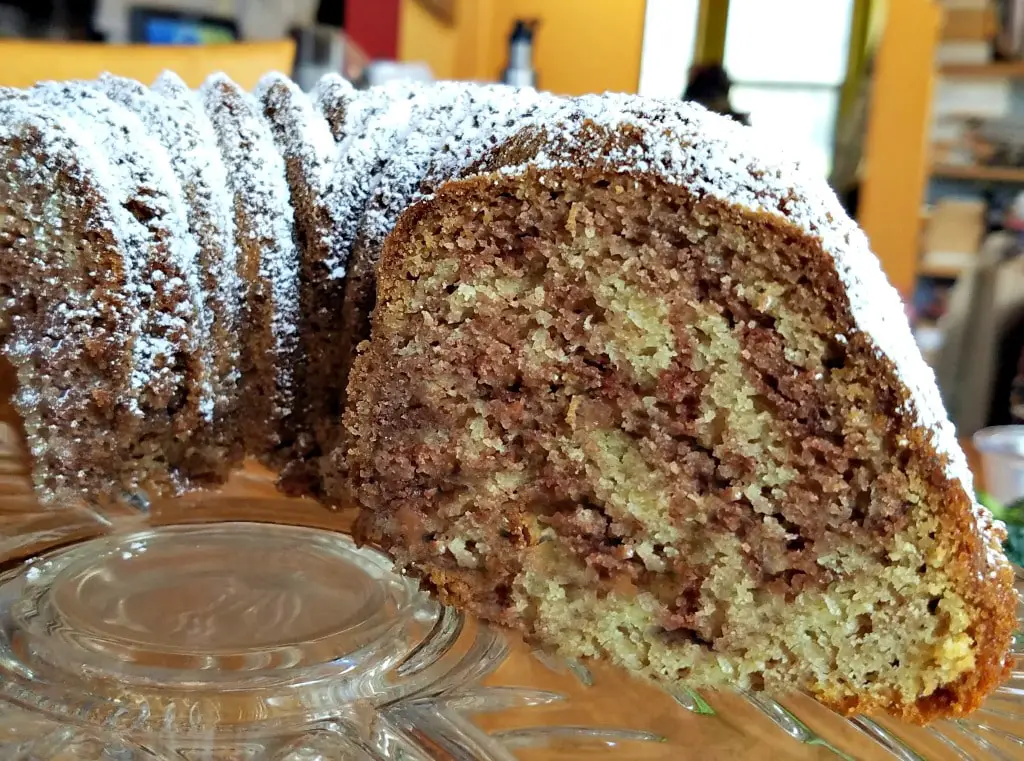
[342,97,1017,722]
[317,84,559,503]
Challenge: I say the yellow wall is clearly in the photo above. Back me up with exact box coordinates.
[694,0,730,64]
[398,0,645,94]
[486,0,646,94]
[397,0,460,80]
[858,0,939,295]
[0,40,294,90]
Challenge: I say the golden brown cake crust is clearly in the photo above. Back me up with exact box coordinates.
[345,163,1017,724]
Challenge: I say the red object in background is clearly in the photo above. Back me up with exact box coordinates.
[345,0,400,60]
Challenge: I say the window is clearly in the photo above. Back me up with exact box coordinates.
[638,0,700,99]
[724,0,856,175]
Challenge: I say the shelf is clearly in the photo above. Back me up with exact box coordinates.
[940,61,1024,77]
[932,163,1024,182]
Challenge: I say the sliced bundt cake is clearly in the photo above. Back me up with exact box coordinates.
[342,96,1017,722]
[0,72,1014,722]
[28,80,206,496]
[0,95,144,503]
[201,73,300,461]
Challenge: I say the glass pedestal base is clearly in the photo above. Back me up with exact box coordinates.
[2,521,1024,760]
[1,522,642,760]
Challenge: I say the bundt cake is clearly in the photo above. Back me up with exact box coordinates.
[0,72,1015,723]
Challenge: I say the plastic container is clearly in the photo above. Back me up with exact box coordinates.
[973,425,1024,505]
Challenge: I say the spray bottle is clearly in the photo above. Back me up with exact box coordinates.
[501,19,539,88]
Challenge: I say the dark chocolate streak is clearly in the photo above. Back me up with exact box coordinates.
[357,183,918,644]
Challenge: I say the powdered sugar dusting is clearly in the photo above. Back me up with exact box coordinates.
[353,82,484,264]
[201,73,299,424]
[255,72,338,268]
[323,82,423,280]
[313,73,355,140]
[30,81,202,436]
[93,73,218,421]
[420,83,554,197]
[467,91,1007,576]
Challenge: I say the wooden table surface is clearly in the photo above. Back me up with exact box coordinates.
[0,373,997,760]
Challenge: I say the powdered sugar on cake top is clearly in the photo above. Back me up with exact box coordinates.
[470,91,1005,575]
[93,73,220,421]
[201,73,300,421]
[420,83,555,198]
[354,82,493,260]
[255,72,338,268]
[313,73,356,141]
[323,82,422,280]
[29,82,203,425]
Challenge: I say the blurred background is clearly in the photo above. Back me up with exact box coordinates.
[1,0,1024,451]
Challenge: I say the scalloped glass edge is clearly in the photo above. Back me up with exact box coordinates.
[0,523,1021,760]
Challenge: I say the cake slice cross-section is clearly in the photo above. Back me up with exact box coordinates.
[343,98,1017,722]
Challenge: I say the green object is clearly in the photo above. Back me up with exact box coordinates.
[977,491,1024,566]
[1003,524,1024,567]
[977,490,1024,524]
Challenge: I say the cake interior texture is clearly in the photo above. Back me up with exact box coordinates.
[347,167,1013,721]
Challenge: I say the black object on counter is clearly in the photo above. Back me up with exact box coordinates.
[501,19,538,88]
[682,64,749,126]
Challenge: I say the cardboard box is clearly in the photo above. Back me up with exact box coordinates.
[936,40,993,64]
[922,199,987,276]
[942,6,998,41]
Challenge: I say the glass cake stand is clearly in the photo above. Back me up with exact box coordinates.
[1,430,1023,759]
